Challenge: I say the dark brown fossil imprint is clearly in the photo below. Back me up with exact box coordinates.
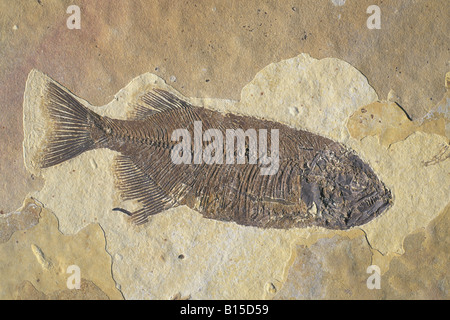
[38,78,392,230]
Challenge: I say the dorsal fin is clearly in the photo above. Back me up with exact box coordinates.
[128,89,192,120]
[142,89,191,112]
[127,102,157,120]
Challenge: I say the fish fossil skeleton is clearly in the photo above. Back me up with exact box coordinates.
[24,71,392,230]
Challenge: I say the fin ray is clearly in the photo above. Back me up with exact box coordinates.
[40,82,104,168]
[127,102,157,120]
[131,89,192,118]
[114,155,175,224]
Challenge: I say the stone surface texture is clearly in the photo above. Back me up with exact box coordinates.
[0,0,448,300]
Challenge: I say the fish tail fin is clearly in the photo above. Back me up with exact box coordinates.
[40,81,106,168]
[24,70,106,169]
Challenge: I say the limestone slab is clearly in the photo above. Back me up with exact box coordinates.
[19,53,449,299]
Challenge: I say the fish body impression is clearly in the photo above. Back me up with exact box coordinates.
[26,72,392,230]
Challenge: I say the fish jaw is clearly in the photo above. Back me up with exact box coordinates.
[345,187,393,228]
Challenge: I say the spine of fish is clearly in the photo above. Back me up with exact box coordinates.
[38,80,108,168]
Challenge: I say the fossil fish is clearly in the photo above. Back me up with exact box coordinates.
[25,72,392,230]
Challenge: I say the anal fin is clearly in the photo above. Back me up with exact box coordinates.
[114,155,175,224]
